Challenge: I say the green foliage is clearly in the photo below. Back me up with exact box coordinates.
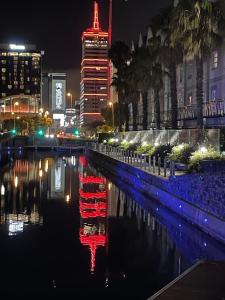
[189,146,223,171]
[169,144,195,164]
[151,144,173,159]
[135,144,155,155]
[120,141,139,151]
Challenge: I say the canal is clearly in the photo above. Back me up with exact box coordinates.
[0,151,225,298]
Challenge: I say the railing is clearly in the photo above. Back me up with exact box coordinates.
[94,143,176,178]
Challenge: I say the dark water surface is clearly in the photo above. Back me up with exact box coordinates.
[0,152,225,299]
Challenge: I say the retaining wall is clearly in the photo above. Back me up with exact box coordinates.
[87,149,225,244]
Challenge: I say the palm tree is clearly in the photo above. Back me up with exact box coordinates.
[109,41,131,131]
[171,0,224,128]
[132,46,152,130]
[147,32,164,130]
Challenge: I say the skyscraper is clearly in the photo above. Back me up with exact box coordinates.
[80,1,109,126]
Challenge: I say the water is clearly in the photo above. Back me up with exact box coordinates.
[0,151,225,299]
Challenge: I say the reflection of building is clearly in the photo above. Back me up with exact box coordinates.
[50,158,65,199]
[80,1,109,126]
[0,43,43,114]
[42,73,66,128]
[78,156,107,273]
[0,159,44,235]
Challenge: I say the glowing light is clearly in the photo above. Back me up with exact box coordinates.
[142,141,148,146]
[200,146,207,153]
[9,44,25,50]
[45,160,49,173]
[178,144,184,149]
[82,93,108,96]
[82,113,101,115]
[14,176,18,188]
[1,184,5,196]
[108,182,112,191]
[154,142,159,147]
[79,189,106,200]
[39,169,43,178]
[66,194,70,203]
[129,140,134,144]
[79,175,106,184]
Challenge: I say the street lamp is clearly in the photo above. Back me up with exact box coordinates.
[108,101,114,129]
[67,93,73,108]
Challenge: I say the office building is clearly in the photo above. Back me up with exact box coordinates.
[80,1,109,126]
[0,43,43,114]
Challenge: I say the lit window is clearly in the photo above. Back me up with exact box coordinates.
[1,68,6,73]
[211,86,217,100]
[213,51,218,69]
[187,94,192,105]
[8,85,12,89]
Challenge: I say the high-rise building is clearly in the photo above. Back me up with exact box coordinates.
[42,72,66,127]
[0,43,43,114]
[80,1,109,126]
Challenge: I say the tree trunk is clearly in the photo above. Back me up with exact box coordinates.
[124,102,129,131]
[142,91,148,130]
[155,89,161,129]
[118,90,123,132]
[170,63,178,129]
[196,56,204,128]
[132,101,138,131]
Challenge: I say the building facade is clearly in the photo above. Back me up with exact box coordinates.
[0,43,43,114]
[42,72,66,128]
[128,30,225,130]
[80,1,109,126]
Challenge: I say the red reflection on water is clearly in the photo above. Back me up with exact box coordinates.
[78,156,107,273]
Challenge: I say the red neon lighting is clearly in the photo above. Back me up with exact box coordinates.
[79,175,106,184]
[79,230,106,272]
[80,209,107,219]
[82,78,107,81]
[93,1,100,30]
[80,201,107,210]
[82,58,108,62]
[79,156,86,166]
[79,189,106,200]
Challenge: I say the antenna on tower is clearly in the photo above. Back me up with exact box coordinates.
[93,1,100,30]
[108,0,112,47]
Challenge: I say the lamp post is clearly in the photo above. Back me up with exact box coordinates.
[108,101,114,129]
[67,93,73,108]
[13,102,19,131]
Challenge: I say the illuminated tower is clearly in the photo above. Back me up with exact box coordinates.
[80,1,109,126]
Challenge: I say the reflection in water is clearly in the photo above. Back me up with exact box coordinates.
[79,156,107,273]
[0,153,224,297]
[0,159,44,236]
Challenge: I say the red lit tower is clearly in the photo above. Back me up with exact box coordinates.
[78,156,107,273]
[80,1,109,126]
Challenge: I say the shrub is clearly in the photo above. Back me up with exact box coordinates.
[169,144,194,164]
[135,144,155,155]
[150,144,173,160]
[189,146,223,171]
[120,140,139,151]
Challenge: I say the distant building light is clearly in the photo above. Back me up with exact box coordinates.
[9,44,25,50]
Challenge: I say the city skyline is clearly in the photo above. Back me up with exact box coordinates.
[0,0,171,99]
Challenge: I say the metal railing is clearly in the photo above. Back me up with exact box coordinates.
[94,143,176,178]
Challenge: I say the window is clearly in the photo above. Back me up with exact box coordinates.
[213,51,218,69]
[1,68,6,73]
[211,86,217,100]
[187,94,192,105]
[179,68,183,83]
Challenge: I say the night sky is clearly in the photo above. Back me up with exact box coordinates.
[0,0,170,100]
